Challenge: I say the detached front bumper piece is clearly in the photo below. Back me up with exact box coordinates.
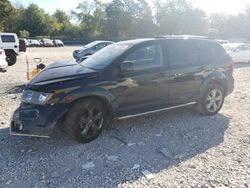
[10,104,68,138]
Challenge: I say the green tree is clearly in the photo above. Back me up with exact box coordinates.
[0,0,15,32]
[104,0,155,37]
[72,0,105,37]
[155,0,207,35]
[53,10,73,36]
[19,4,48,37]
[19,30,29,38]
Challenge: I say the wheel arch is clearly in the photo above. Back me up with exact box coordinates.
[200,72,228,96]
[4,49,17,55]
[70,95,114,120]
[60,87,116,120]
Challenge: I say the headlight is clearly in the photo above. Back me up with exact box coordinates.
[21,90,53,105]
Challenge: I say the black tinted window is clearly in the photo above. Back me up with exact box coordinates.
[1,35,15,43]
[196,41,225,60]
[166,40,199,65]
[125,44,163,71]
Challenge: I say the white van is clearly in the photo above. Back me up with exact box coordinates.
[0,33,26,66]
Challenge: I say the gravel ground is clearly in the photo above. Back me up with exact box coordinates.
[0,47,249,188]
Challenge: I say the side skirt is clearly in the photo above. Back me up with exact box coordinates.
[116,102,196,120]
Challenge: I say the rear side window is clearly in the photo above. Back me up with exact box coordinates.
[1,35,16,43]
[196,41,225,61]
[165,40,199,66]
[94,43,106,50]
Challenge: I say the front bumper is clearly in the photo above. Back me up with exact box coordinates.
[0,61,8,72]
[10,103,68,137]
[0,67,7,72]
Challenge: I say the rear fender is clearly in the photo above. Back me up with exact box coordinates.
[199,72,228,96]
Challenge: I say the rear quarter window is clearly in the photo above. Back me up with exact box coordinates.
[1,35,16,43]
[195,41,226,62]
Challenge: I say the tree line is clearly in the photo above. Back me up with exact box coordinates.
[1,0,250,39]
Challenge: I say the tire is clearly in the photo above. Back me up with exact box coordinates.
[6,54,17,66]
[196,83,225,116]
[65,99,107,143]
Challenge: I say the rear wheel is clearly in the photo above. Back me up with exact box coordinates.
[6,53,17,66]
[196,84,225,116]
[65,99,107,143]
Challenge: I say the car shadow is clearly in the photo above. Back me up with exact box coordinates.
[0,106,230,187]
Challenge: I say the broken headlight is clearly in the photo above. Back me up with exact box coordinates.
[21,90,53,105]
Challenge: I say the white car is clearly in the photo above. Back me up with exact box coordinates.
[0,32,26,66]
[223,43,250,63]
[0,49,8,72]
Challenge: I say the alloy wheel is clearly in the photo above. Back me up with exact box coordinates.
[206,89,223,113]
[79,104,104,138]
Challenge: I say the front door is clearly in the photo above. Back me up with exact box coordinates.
[113,43,169,117]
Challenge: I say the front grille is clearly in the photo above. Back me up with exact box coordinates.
[19,109,39,120]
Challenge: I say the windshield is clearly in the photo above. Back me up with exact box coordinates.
[81,43,131,70]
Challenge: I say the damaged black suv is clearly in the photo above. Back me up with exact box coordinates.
[10,36,234,143]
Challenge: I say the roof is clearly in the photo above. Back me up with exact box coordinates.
[93,40,114,43]
[155,35,210,39]
[0,32,18,36]
[117,38,155,45]
[116,35,213,45]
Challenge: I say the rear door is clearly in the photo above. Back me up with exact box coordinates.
[165,39,203,105]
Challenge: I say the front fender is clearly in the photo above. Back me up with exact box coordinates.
[59,86,117,117]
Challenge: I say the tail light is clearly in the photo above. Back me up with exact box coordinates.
[0,50,4,56]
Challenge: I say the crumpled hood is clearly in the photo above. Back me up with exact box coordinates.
[29,61,98,85]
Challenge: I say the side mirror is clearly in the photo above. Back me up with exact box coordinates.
[120,61,134,72]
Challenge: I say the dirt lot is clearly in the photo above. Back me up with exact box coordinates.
[0,47,249,188]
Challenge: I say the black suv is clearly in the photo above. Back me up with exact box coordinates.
[10,36,234,143]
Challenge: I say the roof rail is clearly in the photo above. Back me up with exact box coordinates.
[155,35,210,39]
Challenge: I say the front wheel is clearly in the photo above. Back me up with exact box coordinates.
[196,84,225,116]
[6,54,17,66]
[65,99,107,143]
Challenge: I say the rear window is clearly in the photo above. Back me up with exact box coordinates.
[1,35,16,43]
[196,41,226,60]
[165,40,199,66]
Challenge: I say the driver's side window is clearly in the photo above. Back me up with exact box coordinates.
[124,44,163,71]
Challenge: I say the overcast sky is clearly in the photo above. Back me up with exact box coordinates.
[10,0,250,15]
